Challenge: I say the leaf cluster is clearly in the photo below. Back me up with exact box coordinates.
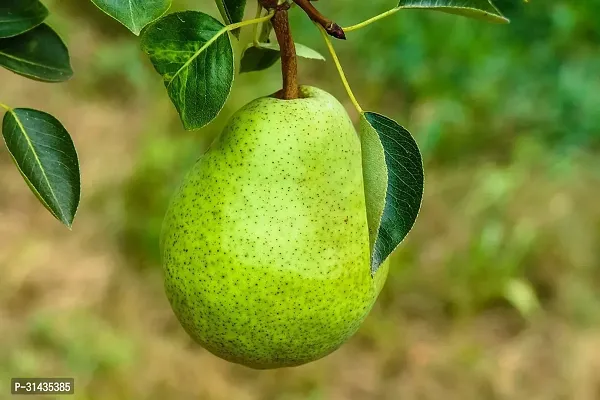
[1,0,79,228]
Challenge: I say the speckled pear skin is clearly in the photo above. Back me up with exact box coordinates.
[161,86,388,369]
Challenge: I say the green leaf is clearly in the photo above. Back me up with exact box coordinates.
[397,0,509,23]
[215,0,247,38]
[0,23,73,82]
[239,19,278,73]
[360,112,424,274]
[0,0,48,38]
[240,42,324,73]
[1,108,81,228]
[257,16,273,43]
[140,11,234,130]
[90,0,171,35]
[240,44,280,73]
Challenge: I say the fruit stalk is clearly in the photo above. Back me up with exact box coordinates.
[271,7,299,100]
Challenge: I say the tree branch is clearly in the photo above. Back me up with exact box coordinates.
[293,0,346,39]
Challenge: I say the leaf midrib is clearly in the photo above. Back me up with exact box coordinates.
[7,110,67,221]
[128,0,137,33]
[0,50,69,73]
[166,27,226,90]
[0,17,39,23]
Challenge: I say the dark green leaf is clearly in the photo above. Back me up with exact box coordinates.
[240,44,280,73]
[1,108,80,228]
[360,112,424,274]
[0,23,73,82]
[140,11,234,130]
[240,42,324,73]
[90,0,171,35]
[0,0,48,38]
[239,18,277,73]
[215,0,247,38]
[397,0,509,23]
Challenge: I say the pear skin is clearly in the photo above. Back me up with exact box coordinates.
[161,86,387,369]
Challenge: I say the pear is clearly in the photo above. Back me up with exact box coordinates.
[161,85,389,369]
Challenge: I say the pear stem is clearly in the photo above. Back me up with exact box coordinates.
[271,7,299,100]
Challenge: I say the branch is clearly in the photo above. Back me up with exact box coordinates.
[293,0,346,39]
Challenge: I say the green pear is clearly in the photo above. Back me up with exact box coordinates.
[161,85,389,369]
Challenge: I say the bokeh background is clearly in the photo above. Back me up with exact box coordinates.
[1,0,599,399]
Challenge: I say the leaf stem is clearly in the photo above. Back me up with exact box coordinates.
[317,24,363,114]
[0,102,11,112]
[343,7,401,32]
[272,8,299,100]
[226,11,274,33]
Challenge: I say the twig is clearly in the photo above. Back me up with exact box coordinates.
[293,0,346,39]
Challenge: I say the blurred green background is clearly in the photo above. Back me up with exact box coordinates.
[1,0,599,399]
